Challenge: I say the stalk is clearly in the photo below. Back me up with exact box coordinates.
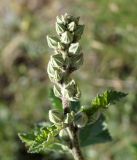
[62,96,85,160]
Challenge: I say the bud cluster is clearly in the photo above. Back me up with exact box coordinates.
[48,108,88,129]
[47,13,84,101]
[49,109,75,126]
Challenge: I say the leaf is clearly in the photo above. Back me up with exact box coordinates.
[49,89,63,111]
[18,123,63,153]
[91,90,127,109]
[79,115,112,147]
[81,90,127,124]
[18,132,35,146]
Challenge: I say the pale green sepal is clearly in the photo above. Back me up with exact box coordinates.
[56,22,66,35]
[53,85,62,98]
[47,35,59,49]
[68,21,76,32]
[69,42,81,55]
[61,31,73,44]
[49,109,64,124]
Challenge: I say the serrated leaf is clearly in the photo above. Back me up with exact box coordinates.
[79,115,112,147]
[49,89,63,111]
[92,90,127,109]
[18,123,63,153]
[18,132,35,146]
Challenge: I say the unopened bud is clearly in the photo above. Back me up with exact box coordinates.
[64,79,81,101]
[53,85,62,98]
[56,22,66,35]
[54,70,63,82]
[47,61,63,82]
[63,13,79,25]
[56,16,63,24]
[49,109,63,124]
[69,42,81,55]
[59,128,69,140]
[61,31,73,44]
[62,13,72,24]
[74,112,88,128]
[47,61,55,78]
[57,42,65,50]
[68,21,76,32]
[64,112,74,124]
[69,53,83,70]
[74,25,85,41]
[47,36,59,49]
[51,53,65,68]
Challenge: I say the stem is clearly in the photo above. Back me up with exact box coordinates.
[67,125,85,160]
[62,97,85,160]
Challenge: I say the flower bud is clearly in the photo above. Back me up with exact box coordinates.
[47,61,63,82]
[61,31,73,44]
[59,128,69,140]
[69,54,83,70]
[56,22,66,35]
[56,16,63,24]
[63,13,79,25]
[62,13,72,24]
[47,61,55,77]
[47,35,59,49]
[51,53,65,68]
[55,50,67,60]
[68,42,81,55]
[74,25,85,41]
[57,42,65,50]
[56,14,70,25]
[49,109,63,124]
[54,70,63,82]
[64,112,74,124]
[74,112,88,128]
[64,79,81,101]
[68,21,76,32]
[53,85,62,98]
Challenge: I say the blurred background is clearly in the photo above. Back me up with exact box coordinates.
[0,0,137,160]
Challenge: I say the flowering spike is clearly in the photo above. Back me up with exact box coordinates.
[47,13,84,101]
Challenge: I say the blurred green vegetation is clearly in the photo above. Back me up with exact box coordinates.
[0,0,137,160]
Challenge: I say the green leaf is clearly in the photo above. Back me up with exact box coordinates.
[18,123,63,153]
[49,89,63,111]
[91,90,127,109]
[18,132,35,146]
[79,115,112,147]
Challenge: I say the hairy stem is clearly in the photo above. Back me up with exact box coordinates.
[62,97,85,160]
